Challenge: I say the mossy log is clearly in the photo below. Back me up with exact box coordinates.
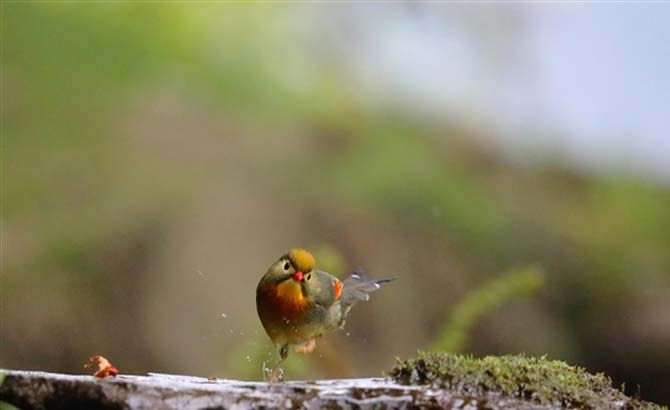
[1,354,664,410]
[0,370,557,410]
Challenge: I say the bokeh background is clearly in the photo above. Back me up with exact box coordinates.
[2,2,670,405]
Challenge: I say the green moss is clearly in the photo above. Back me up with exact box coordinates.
[390,352,665,410]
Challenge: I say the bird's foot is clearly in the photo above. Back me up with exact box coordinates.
[269,366,284,383]
[294,338,317,353]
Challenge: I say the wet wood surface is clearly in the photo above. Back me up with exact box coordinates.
[0,369,555,410]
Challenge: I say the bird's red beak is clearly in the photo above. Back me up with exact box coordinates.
[293,271,304,282]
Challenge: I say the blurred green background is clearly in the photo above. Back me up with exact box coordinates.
[2,3,669,405]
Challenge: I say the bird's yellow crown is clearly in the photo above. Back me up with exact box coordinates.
[288,248,315,272]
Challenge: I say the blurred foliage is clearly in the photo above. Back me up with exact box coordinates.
[431,266,545,353]
[2,2,670,405]
[0,372,20,410]
[0,402,21,410]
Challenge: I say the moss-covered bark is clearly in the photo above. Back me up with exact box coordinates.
[390,352,665,410]
[1,354,665,409]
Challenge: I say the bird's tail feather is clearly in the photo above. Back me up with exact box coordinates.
[341,268,396,305]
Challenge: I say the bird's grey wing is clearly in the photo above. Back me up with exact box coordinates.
[341,268,396,307]
[310,270,339,308]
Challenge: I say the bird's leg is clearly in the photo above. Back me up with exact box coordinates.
[269,344,288,383]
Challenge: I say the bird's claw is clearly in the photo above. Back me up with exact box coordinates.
[269,367,284,383]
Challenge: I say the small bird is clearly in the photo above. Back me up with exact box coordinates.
[256,248,395,381]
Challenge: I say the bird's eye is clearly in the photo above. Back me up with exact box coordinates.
[306,273,312,280]
[283,262,290,271]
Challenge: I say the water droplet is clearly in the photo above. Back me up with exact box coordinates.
[221,313,227,318]
[245,355,251,362]
[346,332,350,336]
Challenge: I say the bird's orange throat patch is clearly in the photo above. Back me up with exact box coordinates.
[276,279,304,304]
[261,279,308,317]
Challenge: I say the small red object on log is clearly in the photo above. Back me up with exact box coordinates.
[84,355,119,378]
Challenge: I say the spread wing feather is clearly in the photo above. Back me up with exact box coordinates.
[341,268,396,307]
